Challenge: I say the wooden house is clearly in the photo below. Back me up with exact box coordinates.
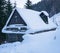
[2,7,57,42]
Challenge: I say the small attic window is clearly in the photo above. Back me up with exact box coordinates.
[14,15,18,22]
[15,16,17,18]
[39,12,48,24]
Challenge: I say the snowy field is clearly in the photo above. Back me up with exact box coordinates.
[0,25,60,53]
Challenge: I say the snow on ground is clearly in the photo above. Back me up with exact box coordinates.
[0,26,60,53]
[51,12,60,26]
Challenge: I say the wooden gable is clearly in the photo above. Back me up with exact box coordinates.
[7,9,27,26]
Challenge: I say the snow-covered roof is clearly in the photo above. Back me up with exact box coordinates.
[40,11,49,16]
[2,7,57,34]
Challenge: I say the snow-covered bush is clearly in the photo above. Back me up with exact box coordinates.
[51,13,60,26]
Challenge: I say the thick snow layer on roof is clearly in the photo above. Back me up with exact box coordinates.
[16,8,56,32]
[51,13,60,26]
[0,26,60,53]
[2,7,57,34]
[40,11,49,16]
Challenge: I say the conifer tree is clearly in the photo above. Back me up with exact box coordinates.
[0,0,13,44]
[14,1,17,8]
[6,0,13,17]
[0,0,7,44]
[25,0,32,9]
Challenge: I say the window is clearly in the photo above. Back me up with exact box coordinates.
[40,12,48,24]
[15,16,17,18]
[15,15,18,23]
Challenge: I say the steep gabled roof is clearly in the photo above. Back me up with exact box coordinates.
[2,7,57,34]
